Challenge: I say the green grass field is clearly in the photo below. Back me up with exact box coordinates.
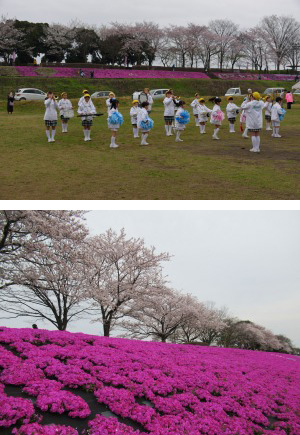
[1,87,300,200]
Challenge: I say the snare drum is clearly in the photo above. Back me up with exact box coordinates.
[63,109,74,119]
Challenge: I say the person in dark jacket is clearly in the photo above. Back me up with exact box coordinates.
[7,91,15,114]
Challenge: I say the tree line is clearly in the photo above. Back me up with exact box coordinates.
[0,16,300,71]
[0,211,297,355]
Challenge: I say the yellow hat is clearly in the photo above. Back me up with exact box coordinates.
[109,92,115,97]
[82,90,89,94]
[61,92,67,97]
[199,98,205,103]
[253,92,261,100]
[84,93,91,98]
[227,96,234,101]
[132,100,139,104]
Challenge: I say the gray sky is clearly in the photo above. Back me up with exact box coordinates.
[1,0,299,27]
[1,211,299,347]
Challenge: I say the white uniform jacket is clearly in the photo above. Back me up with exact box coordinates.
[271,103,284,122]
[191,99,200,115]
[44,98,59,121]
[226,103,239,119]
[163,97,176,117]
[78,100,96,121]
[130,106,140,125]
[58,99,72,117]
[241,100,265,130]
[197,105,212,123]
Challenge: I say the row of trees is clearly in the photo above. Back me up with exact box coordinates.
[0,211,297,355]
[0,16,300,70]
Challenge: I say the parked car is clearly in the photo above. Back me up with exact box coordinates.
[91,91,112,99]
[14,88,47,101]
[132,89,170,101]
[225,88,243,97]
[263,87,285,95]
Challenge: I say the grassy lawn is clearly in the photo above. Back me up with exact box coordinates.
[1,95,300,200]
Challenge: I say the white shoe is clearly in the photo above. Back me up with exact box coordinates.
[212,136,220,140]
[250,148,260,153]
[175,138,183,142]
[48,139,52,143]
[51,139,55,142]
[276,135,282,138]
[110,144,119,148]
[243,135,249,139]
[229,131,235,133]
[266,128,272,131]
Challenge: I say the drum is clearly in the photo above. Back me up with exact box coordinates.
[64,109,74,119]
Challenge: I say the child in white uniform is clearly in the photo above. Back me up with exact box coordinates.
[108,99,123,148]
[210,98,225,140]
[79,90,90,105]
[226,97,240,133]
[271,97,284,138]
[137,101,153,146]
[163,90,177,136]
[241,92,265,153]
[130,100,140,138]
[175,100,190,142]
[197,98,211,134]
[44,91,59,143]
[106,92,115,114]
[263,96,273,131]
[78,94,96,141]
[191,93,200,126]
[58,92,73,133]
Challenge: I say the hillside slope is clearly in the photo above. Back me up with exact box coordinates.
[0,327,299,435]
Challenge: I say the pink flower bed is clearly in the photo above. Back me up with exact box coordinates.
[0,327,299,435]
[15,66,210,79]
[213,72,297,81]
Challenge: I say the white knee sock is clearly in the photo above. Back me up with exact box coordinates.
[256,136,261,151]
[111,136,115,145]
[87,130,91,140]
[46,130,50,140]
[165,125,169,135]
[84,129,87,139]
[202,124,206,133]
[176,131,181,140]
[51,130,56,140]
[214,128,219,138]
[64,123,68,132]
[243,128,248,137]
[144,133,149,143]
[168,125,173,135]
[252,137,256,149]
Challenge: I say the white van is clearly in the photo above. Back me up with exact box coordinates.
[225,88,242,97]
[15,88,47,101]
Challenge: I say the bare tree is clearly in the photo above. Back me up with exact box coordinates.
[261,15,300,70]
[209,19,239,70]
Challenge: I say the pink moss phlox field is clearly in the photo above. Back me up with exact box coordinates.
[0,327,299,435]
[12,423,79,435]
[15,66,210,79]
[213,72,297,81]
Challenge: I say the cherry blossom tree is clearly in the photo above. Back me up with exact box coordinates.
[0,18,28,64]
[121,288,192,342]
[43,24,75,62]
[84,229,170,337]
[0,211,90,330]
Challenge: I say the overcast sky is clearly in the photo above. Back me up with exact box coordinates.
[1,0,299,27]
[1,211,299,347]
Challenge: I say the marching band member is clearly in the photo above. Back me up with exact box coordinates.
[130,100,140,138]
[137,101,154,146]
[271,97,284,138]
[263,95,273,131]
[79,90,90,105]
[175,101,190,142]
[78,94,96,142]
[139,88,154,113]
[197,98,211,134]
[241,92,265,153]
[226,97,240,133]
[106,92,116,113]
[163,90,177,136]
[58,92,73,133]
[191,93,200,126]
[44,91,59,143]
[108,99,124,149]
[210,97,225,140]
